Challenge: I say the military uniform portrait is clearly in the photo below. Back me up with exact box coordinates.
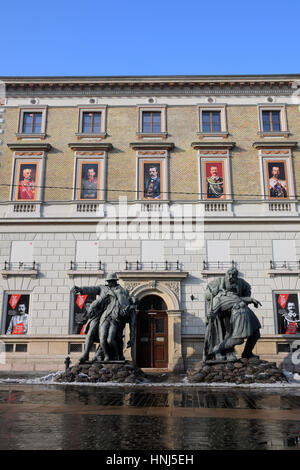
[266,160,289,199]
[78,161,100,200]
[204,161,225,199]
[15,162,38,201]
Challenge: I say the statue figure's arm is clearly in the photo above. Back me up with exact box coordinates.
[72,285,102,296]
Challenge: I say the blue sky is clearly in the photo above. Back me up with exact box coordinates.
[1,0,299,76]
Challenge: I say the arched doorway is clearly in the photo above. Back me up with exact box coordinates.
[136,295,168,368]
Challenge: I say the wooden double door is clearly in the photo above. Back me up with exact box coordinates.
[136,310,168,368]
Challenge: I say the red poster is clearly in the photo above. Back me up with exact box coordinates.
[76,294,88,310]
[278,294,289,309]
[12,323,24,335]
[80,324,86,335]
[285,322,297,335]
[9,294,21,310]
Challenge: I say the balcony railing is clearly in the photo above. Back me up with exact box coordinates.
[70,261,102,271]
[269,260,300,270]
[125,260,181,271]
[202,260,236,270]
[3,261,36,271]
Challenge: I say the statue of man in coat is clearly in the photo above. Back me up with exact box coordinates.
[203,267,262,363]
[72,272,136,363]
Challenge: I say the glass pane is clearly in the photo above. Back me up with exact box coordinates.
[211,112,221,132]
[82,113,92,133]
[142,112,151,132]
[152,112,161,132]
[22,113,33,133]
[33,113,42,133]
[155,318,165,333]
[272,111,281,131]
[202,112,211,132]
[92,113,101,133]
[262,111,271,131]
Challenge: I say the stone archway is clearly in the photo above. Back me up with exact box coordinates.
[123,280,184,371]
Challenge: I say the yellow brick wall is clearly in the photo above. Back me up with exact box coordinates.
[1,104,299,202]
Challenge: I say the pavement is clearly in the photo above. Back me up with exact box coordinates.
[0,373,300,451]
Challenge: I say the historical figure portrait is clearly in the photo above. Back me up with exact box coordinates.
[204,161,225,199]
[79,162,100,200]
[142,162,161,200]
[266,161,288,199]
[5,294,30,335]
[275,293,300,334]
[16,162,38,201]
[72,292,97,335]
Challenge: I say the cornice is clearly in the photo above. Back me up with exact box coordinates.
[252,141,298,149]
[130,142,175,151]
[68,142,113,151]
[2,75,299,97]
[7,142,52,151]
[191,141,236,150]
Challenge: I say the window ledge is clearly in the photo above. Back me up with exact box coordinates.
[257,131,291,138]
[267,269,300,278]
[75,132,107,140]
[197,132,229,139]
[1,270,38,279]
[201,269,227,278]
[67,270,104,278]
[16,133,47,140]
[136,132,168,140]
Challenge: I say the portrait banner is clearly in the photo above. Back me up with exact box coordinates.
[141,160,162,200]
[275,292,300,334]
[5,294,30,335]
[78,161,101,200]
[266,160,289,199]
[204,161,225,200]
[72,292,97,335]
[15,161,38,201]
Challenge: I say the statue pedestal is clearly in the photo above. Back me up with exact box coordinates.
[55,360,148,384]
[187,358,289,385]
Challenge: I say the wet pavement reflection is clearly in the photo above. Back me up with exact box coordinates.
[0,383,300,450]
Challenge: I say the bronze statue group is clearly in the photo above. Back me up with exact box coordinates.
[73,267,262,365]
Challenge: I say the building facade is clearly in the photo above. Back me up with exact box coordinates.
[0,75,300,372]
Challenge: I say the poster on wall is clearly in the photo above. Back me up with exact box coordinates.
[5,294,30,335]
[275,293,300,334]
[204,161,225,199]
[72,292,97,335]
[266,160,289,199]
[141,161,162,200]
[78,161,101,200]
[15,162,38,201]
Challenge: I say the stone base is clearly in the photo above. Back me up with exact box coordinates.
[186,358,289,384]
[55,361,148,384]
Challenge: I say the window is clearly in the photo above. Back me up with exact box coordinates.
[258,105,288,135]
[141,240,165,263]
[22,112,42,133]
[206,240,230,269]
[262,110,281,132]
[198,106,227,136]
[75,240,98,264]
[142,111,161,133]
[9,241,33,269]
[77,107,107,136]
[272,240,296,269]
[137,106,167,137]
[82,112,102,134]
[202,111,221,133]
[17,107,47,136]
